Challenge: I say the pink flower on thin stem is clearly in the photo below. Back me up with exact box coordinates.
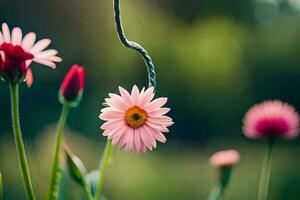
[243,100,300,139]
[99,85,174,153]
[210,150,240,167]
[0,23,62,86]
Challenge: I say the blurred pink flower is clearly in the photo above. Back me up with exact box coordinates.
[99,85,174,153]
[0,23,62,86]
[210,150,240,167]
[243,100,300,139]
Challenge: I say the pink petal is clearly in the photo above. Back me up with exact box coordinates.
[29,38,51,54]
[0,52,5,62]
[148,108,171,117]
[2,23,11,43]
[105,97,127,111]
[134,128,143,153]
[34,49,58,60]
[146,121,163,129]
[160,127,170,132]
[140,87,155,107]
[111,126,127,145]
[105,125,124,139]
[48,56,62,62]
[119,86,133,106]
[125,130,134,152]
[11,27,22,45]
[130,85,140,105]
[148,116,173,123]
[33,59,56,68]
[100,107,122,113]
[26,60,32,66]
[145,125,167,143]
[0,32,3,44]
[144,97,168,112]
[146,121,169,132]
[99,111,124,120]
[140,126,156,150]
[108,93,130,109]
[25,69,33,87]
[22,32,36,50]
[120,128,132,148]
[101,120,124,130]
[117,131,127,148]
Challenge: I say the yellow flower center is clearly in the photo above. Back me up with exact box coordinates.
[125,106,148,128]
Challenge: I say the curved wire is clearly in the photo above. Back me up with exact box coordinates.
[114,0,157,89]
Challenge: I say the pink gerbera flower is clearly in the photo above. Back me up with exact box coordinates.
[99,85,174,153]
[210,150,240,167]
[0,23,62,86]
[243,100,300,139]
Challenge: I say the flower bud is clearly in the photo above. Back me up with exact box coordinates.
[209,150,240,188]
[59,64,84,107]
[63,143,87,185]
[210,150,240,168]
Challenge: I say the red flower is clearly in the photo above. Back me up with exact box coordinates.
[59,64,84,106]
[0,43,33,84]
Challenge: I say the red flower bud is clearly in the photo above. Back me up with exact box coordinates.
[0,43,34,84]
[59,64,84,106]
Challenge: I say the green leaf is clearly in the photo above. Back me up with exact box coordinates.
[85,170,108,200]
[85,170,100,196]
[64,145,87,186]
[64,145,94,200]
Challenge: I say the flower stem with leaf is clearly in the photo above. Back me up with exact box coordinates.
[94,140,112,200]
[46,65,85,200]
[9,83,36,200]
[64,144,93,200]
[46,104,70,200]
[208,166,232,200]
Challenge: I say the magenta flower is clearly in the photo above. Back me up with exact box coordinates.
[99,85,174,153]
[243,100,300,139]
[0,23,62,86]
[210,150,240,167]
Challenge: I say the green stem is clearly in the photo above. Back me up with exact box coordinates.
[46,104,70,200]
[0,172,3,200]
[208,184,224,200]
[94,140,112,200]
[82,179,93,200]
[258,139,274,200]
[9,83,36,200]
[208,185,220,200]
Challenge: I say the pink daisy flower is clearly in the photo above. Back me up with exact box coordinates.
[99,85,174,153]
[243,100,300,139]
[210,150,240,167]
[0,23,62,86]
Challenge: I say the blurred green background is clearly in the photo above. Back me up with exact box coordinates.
[1,0,300,199]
